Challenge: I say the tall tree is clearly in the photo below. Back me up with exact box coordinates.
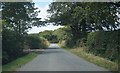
[47,2,120,39]
[1,2,42,64]
[2,2,42,35]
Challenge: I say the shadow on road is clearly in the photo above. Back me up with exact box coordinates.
[47,47,59,49]
[42,50,64,54]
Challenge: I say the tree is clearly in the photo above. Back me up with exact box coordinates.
[47,2,120,39]
[53,26,71,41]
[39,30,58,43]
[2,2,42,65]
[2,2,42,35]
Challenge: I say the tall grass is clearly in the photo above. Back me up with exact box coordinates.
[63,46,118,71]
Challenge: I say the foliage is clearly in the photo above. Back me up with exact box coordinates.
[2,2,41,65]
[2,2,42,34]
[48,2,120,63]
[47,2,120,39]
[47,2,120,70]
[86,30,120,61]
[39,30,58,43]
[2,28,25,65]
[53,27,71,41]
[0,20,2,33]
[39,26,76,47]
[27,34,49,49]
[55,27,83,48]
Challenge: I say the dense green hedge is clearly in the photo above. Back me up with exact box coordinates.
[86,30,120,61]
[2,30,49,65]
[64,38,77,48]
[2,29,25,65]
[39,30,59,43]
[27,35,49,49]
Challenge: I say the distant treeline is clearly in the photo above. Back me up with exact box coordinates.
[39,30,59,43]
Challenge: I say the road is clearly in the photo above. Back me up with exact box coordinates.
[18,44,109,71]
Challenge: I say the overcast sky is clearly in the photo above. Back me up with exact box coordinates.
[28,1,63,34]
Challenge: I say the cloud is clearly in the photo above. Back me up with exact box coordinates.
[28,2,64,34]
[28,24,64,34]
[35,2,50,21]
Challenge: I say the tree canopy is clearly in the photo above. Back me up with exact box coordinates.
[2,2,43,35]
[47,2,120,39]
[2,2,44,65]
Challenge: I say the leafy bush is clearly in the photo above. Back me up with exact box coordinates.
[39,30,59,43]
[2,29,25,65]
[27,35,49,49]
[86,30,120,61]
[2,30,49,65]
[64,37,77,48]
[75,38,86,48]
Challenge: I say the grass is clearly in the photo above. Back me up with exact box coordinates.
[62,46,118,71]
[2,52,38,71]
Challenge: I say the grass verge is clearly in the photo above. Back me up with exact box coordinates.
[2,52,38,71]
[62,46,118,71]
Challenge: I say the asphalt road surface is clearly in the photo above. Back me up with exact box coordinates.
[18,44,109,71]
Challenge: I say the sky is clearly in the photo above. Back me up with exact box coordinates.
[28,1,120,34]
[28,1,64,34]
